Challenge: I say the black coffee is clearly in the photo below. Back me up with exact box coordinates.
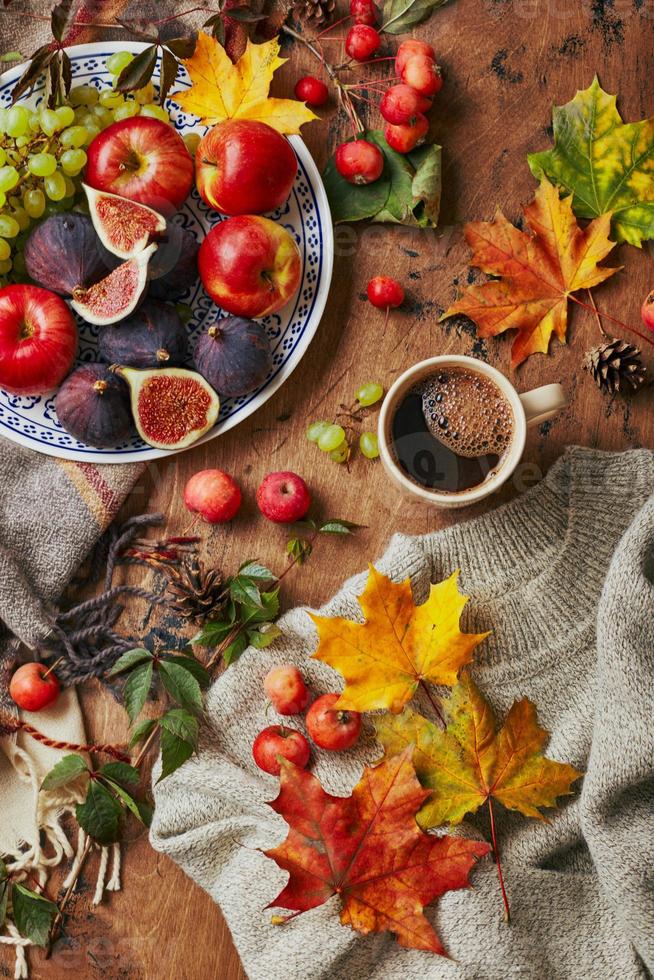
[391,367,514,494]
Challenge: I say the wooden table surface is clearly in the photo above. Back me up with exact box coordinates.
[15,0,654,976]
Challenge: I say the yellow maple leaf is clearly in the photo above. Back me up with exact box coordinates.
[309,566,489,714]
[172,33,317,135]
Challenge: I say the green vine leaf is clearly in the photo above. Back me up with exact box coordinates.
[247,622,282,649]
[528,76,654,247]
[193,620,236,647]
[158,709,199,781]
[323,132,441,227]
[129,718,157,750]
[12,884,57,947]
[381,0,449,33]
[76,781,122,846]
[166,651,210,687]
[51,0,82,42]
[108,647,153,677]
[99,762,140,787]
[123,661,154,724]
[223,632,248,665]
[41,754,88,791]
[286,537,312,564]
[158,660,204,715]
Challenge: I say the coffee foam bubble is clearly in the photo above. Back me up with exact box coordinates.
[419,368,513,459]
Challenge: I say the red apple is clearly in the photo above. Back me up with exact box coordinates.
[85,117,194,215]
[198,215,301,319]
[196,120,297,216]
[10,662,61,712]
[252,725,311,775]
[306,693,361,751]
[0,284,77,395]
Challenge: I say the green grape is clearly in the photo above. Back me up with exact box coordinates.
[0,167,19,193]
[306,421,329,443]
[39,108,60,136]
[0,214,19,238]
[0,192,5,208]
[60,148,87,175]
[359,431,379,459]
[55,105,75,128]
[12,251,26,276]
[44,170,66,201]
[70,84,99,107]
[0,238,10,261]
[140,104,170,123]
[183,133,201,156]
[23,187,45,218]
[317,424,346,453]
[0,109,8,134]
[107,51,134,76]
[99,89,125,110]
[9,206,29,231]
[91,106,114,128]
[83,123,101,144]
[28,112,41,132]
[113,100,139,121]
[330,441,350,464]
[356,382,384,407]
[28,152,57,177]
[0,148,5,167]
[60,125,88,148]
[6,105,29,138]
[62,175,76,198]
[0,257,11,275]
[15,135,30,148]
[134,81,155,105]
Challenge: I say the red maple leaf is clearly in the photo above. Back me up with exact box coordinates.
[264,749,490,953]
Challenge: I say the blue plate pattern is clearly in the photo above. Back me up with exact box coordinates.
[0,42,333,462]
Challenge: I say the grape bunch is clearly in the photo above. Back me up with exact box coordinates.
[306,382,383,465]
[0,51,196,288]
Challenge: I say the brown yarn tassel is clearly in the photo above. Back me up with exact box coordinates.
[0,712,130,763]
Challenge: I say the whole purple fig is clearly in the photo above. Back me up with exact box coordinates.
[55,363,134,447]
[194,317,272,397]
[25,213,108,296]
[98,299,189,369]
[148,225,199,300]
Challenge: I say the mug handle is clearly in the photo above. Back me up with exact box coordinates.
[519,383,566,428]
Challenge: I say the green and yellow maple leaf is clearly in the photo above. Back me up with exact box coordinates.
[528,76,654,248]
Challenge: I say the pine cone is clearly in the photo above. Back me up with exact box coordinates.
[165,557,228,624]
[289,0,336,25]
[583,337,647,395]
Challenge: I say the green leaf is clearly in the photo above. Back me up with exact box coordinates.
[158,707,199,781]
[129,718,157,750]
[103,779,152,826]
[319,519,362,535]
[238,560,276,582]
[527,76,654,247]
[230,575,263,608]
[159,729,194,781]
[192,619,236,648]
[12,885,57,947]
[0,860,8,930]
[164,652,210,688]
[241,589,280,625]
[159,708,199,745]
[75,781,122,846]
[123,661,153,724]
[51,0,81,42]
[323,131,441,227]
[286,537,312,564]
[41,754,88,791]
[99,762,140,787]
[247,622,282,649]
[223,632,248,666]
[108,647,152,677]
[381,0,449,33]
[159,660,204,715]
[116,44,158,94]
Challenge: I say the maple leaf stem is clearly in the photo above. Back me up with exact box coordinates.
[487,797,510,924]
[570,292,654,350]
[419,681,446,728]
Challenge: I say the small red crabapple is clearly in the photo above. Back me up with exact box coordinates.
[294,75,329,107]
[350,0,378,25]
[401,55,443,96]
[395,39,436,74]
[183,469,242,523]
[380,84,425,126]
[367,276,405,309]
[335,139,384,185]
[345,24,381,62]
[264,665,311,715]
[641,290,654,332]
[384,113,429,153]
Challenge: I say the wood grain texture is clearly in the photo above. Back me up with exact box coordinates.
[9,0,654,976]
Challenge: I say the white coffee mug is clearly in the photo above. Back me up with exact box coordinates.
[378,355,566,508]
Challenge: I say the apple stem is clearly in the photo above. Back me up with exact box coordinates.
[314,14,352,39]
[570,291,654,349]
[487,796,511,923]
[42,656,64,680]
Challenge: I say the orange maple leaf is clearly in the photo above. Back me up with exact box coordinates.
[441,177,619,367]
[375,673,583,920]
[265,750,490,953]
[309,566,489,715]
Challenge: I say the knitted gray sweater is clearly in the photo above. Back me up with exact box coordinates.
[151,447,654,980]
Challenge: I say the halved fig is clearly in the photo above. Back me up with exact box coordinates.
[71,243,156,326]
[114,365,220,450]
[84,184,166,260]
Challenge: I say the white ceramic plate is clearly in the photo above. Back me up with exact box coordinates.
[0,41,333,463]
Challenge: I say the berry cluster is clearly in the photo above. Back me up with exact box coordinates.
[306,381,384,465]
